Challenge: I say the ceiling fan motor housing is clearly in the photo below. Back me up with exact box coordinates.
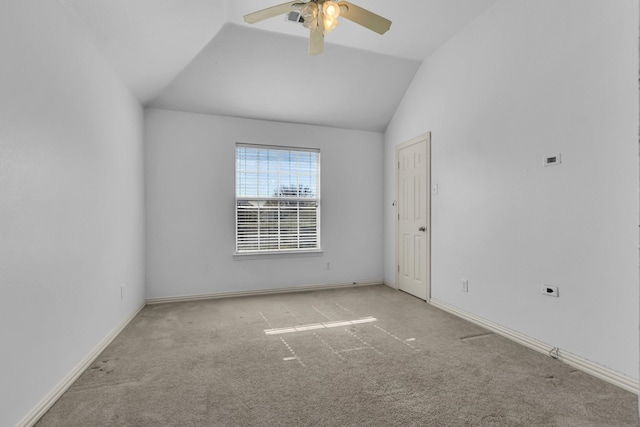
[285,11,304,23]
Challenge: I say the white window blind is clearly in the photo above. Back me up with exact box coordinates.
[236,144,320,253]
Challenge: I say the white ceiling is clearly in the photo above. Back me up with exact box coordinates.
[149,24,420,132]
[60,0,499,132]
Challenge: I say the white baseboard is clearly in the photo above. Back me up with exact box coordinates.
[146,280,383,305]
[383,281,398,290]
[16,303,146,427]
[429,298,639,394]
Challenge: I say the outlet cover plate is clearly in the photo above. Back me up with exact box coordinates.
[544,153,561,167]
[461,279,469,292]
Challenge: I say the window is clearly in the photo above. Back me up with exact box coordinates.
[235,144,320,254]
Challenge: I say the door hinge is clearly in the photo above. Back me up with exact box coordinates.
[398,265,400,273]
[398,162,400,169]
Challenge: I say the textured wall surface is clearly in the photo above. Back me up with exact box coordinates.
[384,0,639,380]
[145,108,384,299]
[0,2,145,426]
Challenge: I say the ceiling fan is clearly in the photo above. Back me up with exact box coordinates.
[243,1,391,55]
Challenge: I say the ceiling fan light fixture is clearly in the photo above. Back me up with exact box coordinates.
[323,1,340,19]
[301,2,319,30]
[322,1,341,32]
[243,0,392,55]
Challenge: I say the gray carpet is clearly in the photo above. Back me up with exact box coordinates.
[36,285,638,426]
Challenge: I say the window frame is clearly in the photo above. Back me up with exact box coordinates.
[234,143,321,256]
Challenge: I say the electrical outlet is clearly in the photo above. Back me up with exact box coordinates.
[544,153,561,167]
[461,279,469,292]
[542,285,559,297]
[325,262,331,270]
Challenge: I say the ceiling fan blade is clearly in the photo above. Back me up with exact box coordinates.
[309,21,324,55]
[337,1,391,35]
[243,1,300,24]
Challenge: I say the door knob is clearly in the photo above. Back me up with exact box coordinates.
[419,226,426,232]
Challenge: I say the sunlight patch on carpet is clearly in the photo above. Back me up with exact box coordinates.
[264,317,377,335]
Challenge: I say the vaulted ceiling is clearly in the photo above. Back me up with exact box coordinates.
[60,0,498,132]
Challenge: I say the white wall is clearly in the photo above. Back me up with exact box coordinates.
[384,0,639,380]
[145,109,383,299]
[0,2,145,426]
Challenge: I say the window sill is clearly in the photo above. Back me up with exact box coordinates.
[233,249,324,260]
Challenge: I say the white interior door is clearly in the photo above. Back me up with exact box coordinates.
[396,134,430,300]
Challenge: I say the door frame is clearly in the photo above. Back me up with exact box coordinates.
[395,132,431,302]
